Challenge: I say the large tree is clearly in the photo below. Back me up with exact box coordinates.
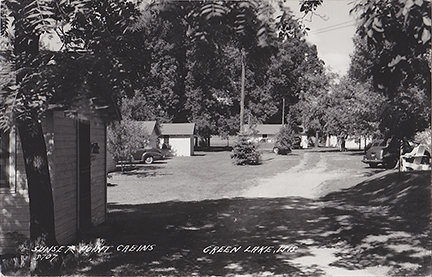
[0,0,139,246]
[324,77,385,139]
[301,0,431,139]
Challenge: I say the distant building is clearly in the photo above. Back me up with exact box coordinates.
[244,124,308,148]
[326,135,373,150]
[137,121,161,149]
[160,123,195,156]
[245,124,283,143]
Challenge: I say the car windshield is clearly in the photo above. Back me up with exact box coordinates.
[372,140,385,147]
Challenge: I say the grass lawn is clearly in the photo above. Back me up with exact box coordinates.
[108,147,306,204]
[107,146,379,204]
[3,147,429,276]
[49,170,431,276]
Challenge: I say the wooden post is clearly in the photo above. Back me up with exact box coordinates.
[240,49,245,135]
[282,98,285,126]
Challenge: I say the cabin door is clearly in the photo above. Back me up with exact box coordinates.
[78,120,91,230]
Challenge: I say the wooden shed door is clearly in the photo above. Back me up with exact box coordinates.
[78,120,91,229]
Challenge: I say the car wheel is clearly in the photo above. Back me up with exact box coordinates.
[273,147,279,154]
[143,155,154,164]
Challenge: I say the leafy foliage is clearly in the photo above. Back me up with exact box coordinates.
[348,0,431,103]
[414,128,431,146]
[379,86,430,139]
[274,124,295,150]
[325,77,386,138]
[107,120,150,163]
[230,136,261,165]
[298,0,431,140]
[0,0,142,251]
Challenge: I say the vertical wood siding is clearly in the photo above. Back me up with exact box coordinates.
[0,112,108,254]
[90,118,107,226]
[51,111,78,244]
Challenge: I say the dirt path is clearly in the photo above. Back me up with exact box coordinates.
[241,152,339,198]
[241,151,388,199]
[98,150,425,277]
[109,149,389,204]
[240,151,397,276]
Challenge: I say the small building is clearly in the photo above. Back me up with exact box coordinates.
[325,135,373,150]
[137,121,161,149]
[1,108,117,254]
[245,124,308,148]
[245,124,283,143]
[160,123,195,156]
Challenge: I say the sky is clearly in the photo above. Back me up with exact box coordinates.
[43,0,358,76]
[284,0,358,76]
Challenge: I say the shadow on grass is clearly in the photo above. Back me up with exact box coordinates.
[308,148,341,153]
[111,165,173,178]
[307,148,365,156]
[62,171,431,276]
[346,150,366,156]
[195,146,233,152]
[361,168,387,177]
[4,172,429,276]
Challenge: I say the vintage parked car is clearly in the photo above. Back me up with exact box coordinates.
[131,148,164,164]
[273,145,292,155]
[362,138,412,169]
[401,144,431,171]
[273,135,303,154]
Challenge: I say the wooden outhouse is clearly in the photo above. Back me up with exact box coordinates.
[160,123,195,157]
[0,110,114,254]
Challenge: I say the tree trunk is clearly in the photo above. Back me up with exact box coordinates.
[17,117,57,246]
[14,28,57,245]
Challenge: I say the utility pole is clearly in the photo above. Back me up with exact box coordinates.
[240,49,246,134]
[282,97,285,126]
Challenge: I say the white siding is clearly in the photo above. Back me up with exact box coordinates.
[170,136,193,156]
[51,111,78,244]
[0,111,108,254]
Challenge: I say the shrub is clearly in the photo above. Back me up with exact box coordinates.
[274,125,295,149]
[107,120,150,171]
[414,128,431,146]
[231,136,261,165]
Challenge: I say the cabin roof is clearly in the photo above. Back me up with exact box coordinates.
[160,123,195,136]
[246,124,283,135]
[136,121,161,136]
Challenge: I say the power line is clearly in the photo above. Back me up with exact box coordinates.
[308,19,356,33]
[309,23,357,35]
[310,20,356,34]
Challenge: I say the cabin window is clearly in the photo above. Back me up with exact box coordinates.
[0,129,15,192]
